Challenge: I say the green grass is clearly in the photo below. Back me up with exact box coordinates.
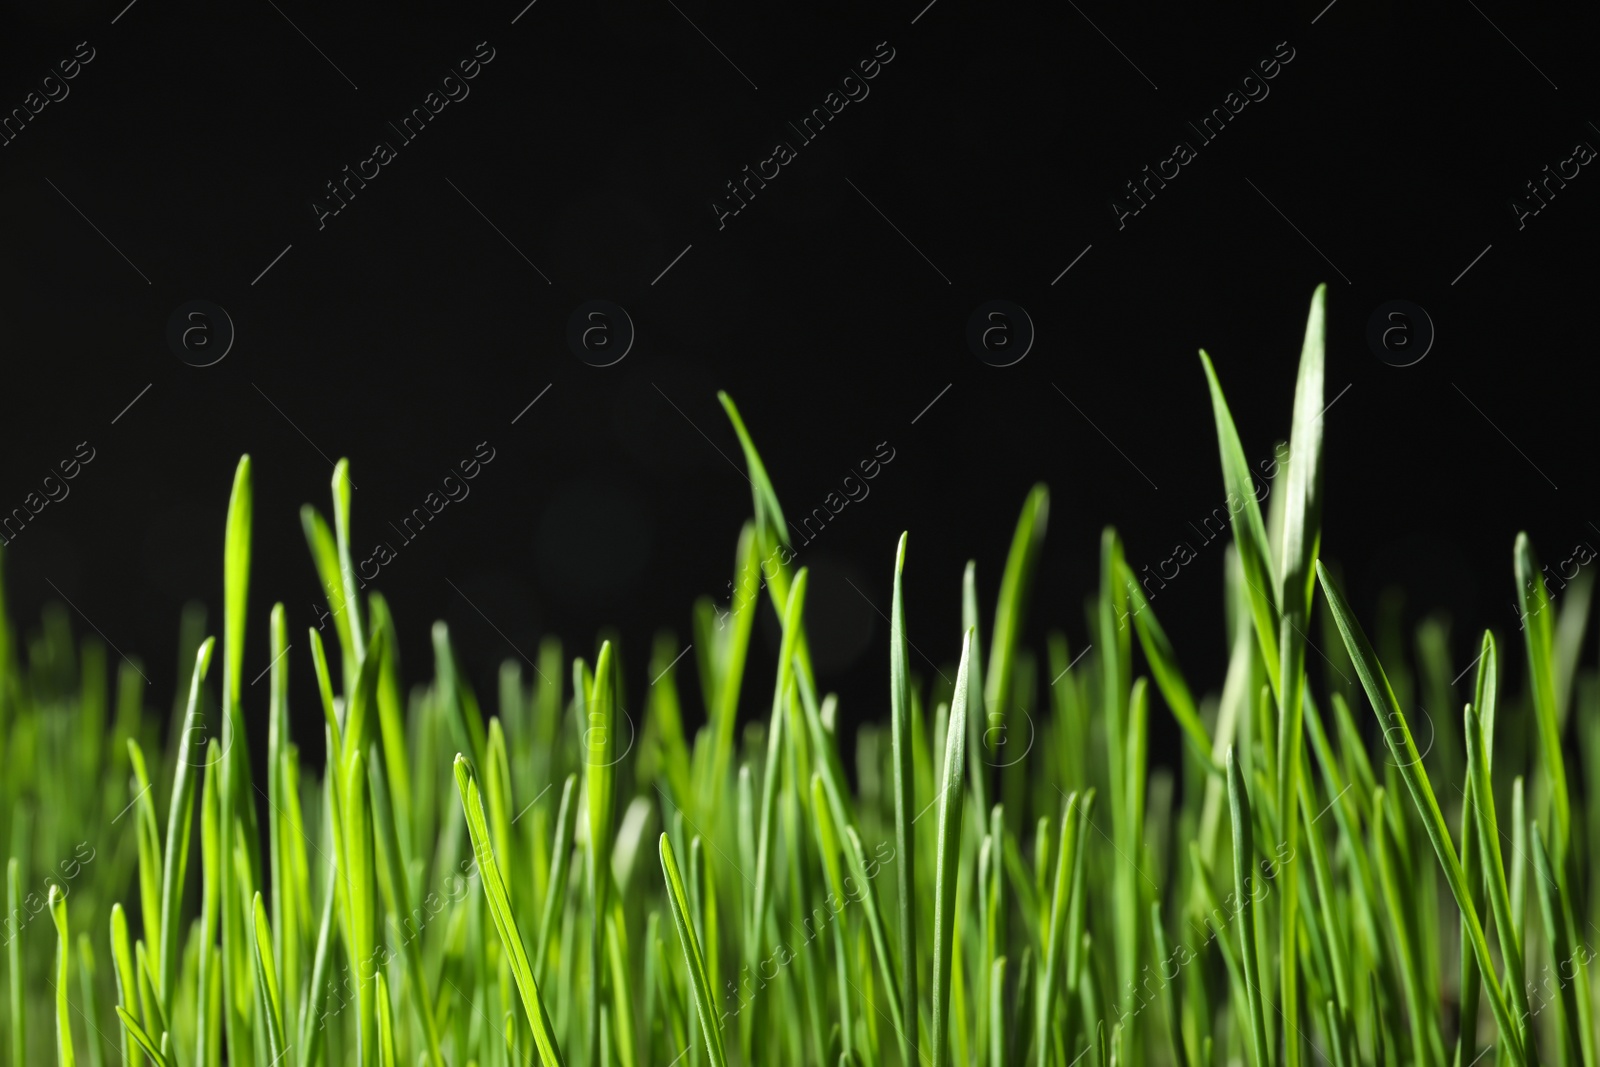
[3,284,1599,1066]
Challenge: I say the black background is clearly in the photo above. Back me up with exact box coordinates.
[1,0,1596,770]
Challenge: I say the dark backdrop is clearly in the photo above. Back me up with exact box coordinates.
[1,0,1596,771]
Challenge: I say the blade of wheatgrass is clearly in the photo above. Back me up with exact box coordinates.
[659,833,729,1067]
[366,743,445,1067]
[1006,947,1034,1067]
[1316,561,1527,1067]
[1530,824,1597,1067]
[750,570,807,956]
[842,823,910,1051]
[75,936,103,1067]
[50,885,74,1067]
[1036,791,1081,1067]
[300,504,358,683]
[266,603,305,1040]
[809,774,855,1064]
[793,656,860,845]
[988,955,1007,1067]
[1463,705,1535,1052]
[1226,748,1271,1067]
[217,455,257,1067]
[1278,284,1327,617]
[1510,778,1528,941]
[1093,527,1138,1020]
[931,628,972,1067]
[704,523,759,810]
[963,560,991,827]
[1153,899,1192,1067]
[194,741,220,1067]
[328,459,366,678]
[536,774,579,985]
[1295,761,1351,1031]
[1199,352,1281,696]
[485,718,516,901]
[985,486,1050,762]
[159,637,215,1010]
[887,535,918,1067]
[113,1008,171,1067]
[1274,284,1327,1067]
[249,892,287,1064]
[1454,639,1493,1067]
[1371,786,1432,1067]
[307,626,342,762]
[134,938,168,1043]
[1515,533,1572,873]
[455,754,566,1067]
[342,747,377,1064]
[716,393,792,599]
[374,971,396,1067]
[365,593,413,871]
[9,857,23,1067]
[293,864,339,1067]
[606,900,640,1067]
[1189,844,1253,1050]
[125,741,163,988]
[585,642,618,1067]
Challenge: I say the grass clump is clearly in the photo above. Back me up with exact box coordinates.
[3,284,1599,1067]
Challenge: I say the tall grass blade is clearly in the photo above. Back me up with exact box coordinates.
[1226,748,1271,1067]
[1316,562,1527,1066]
[8,858,22,1067]
[159,637,214,1009]
[930,628,971,1067]
[1199,354,1281,695]
[1515,533,1572,872]
[455,755,566,1067]
[985,486,1049,756]
[49,886,73,1067]
[659,834,729,1067]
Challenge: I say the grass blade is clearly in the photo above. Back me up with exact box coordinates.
[930,628,971,1067]
[536,773,579,985]
[1035,791,1080,1067]
[113,1008,170,1067]
[249,892,287,1064]
[159,637,214,1009]
[888,536,918,1067]
[1463,704,1533,1052]
[455,754,566,1067]
[985,486,1049,757]
[1226,748,1271,1067]
[1316,561,1526,1066]
[9,858,23,1067]
[659,834,728,1067]
[49,886,74,1067]
[1199,353,1281,695]
[1530,824,1596,1067]
[1515,533,1572,871]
